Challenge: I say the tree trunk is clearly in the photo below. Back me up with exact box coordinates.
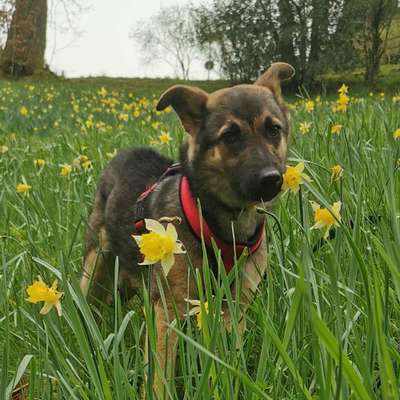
[1,0,47,77]
[278,0,299,85]
[278,0,297,67]
[308,0,330,85]
[363,0,397,84]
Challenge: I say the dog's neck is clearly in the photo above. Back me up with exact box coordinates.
[183,171,264,245]
[201,194,263,244]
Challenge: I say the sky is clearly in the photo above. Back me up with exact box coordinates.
[45,0,209,79]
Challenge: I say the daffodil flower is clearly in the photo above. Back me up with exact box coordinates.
[338,83,348,95]
[26,276,63,316]
[393,128,400,139]
[310,201,342,239]
[16,183,32,194]
[331,164,344,181]
[158,132,172,144]
[185,299,210,329]
[132,219,185,276]
[281,162,311,194]
[331,124,343,135]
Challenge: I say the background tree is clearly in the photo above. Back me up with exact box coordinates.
[362,0,399,83]
[131,5,200,80]
[194,0,399,86]
[1,0,47,77]
[0,0,14,49]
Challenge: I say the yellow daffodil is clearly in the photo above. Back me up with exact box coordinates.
[85,119,93,129]
[81,160,92,170]
[159,132,172,144]
[331,124,343,135]
[132,219,185,276]
[16,183,32,194]
[281,162,311,194]
[26,276,63,316]
[185,299,209,329]
[310,201,341,239]
[98,87,108,97]
[338,84,348,95]
[331,164,344,181]
[0,145,9,154]
[34,159,46,168]
[60,164,72,177]
[118,113,129,122]
[299,122,312,135]
[393,128,400,139]
[336,94,349,112]
[305,100,315,113]
[19,106,29,116]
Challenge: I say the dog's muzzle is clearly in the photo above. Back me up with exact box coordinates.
[240,166,283,203]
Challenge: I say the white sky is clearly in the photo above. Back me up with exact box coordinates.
[46,0,210,79]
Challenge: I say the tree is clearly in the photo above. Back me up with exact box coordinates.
[362,0,398,83]
[131,5,200,80]
[1,0,47,77]
[0,0,15,49]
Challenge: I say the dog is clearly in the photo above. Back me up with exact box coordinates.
[80,62,295,398]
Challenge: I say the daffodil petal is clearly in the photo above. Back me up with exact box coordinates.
[294,162,305,173]
[55,301,63,317]
[161,253,175,276]
[310,201,320,212]
[311,221,325,230]
[166,223,178,242]
[144,219,165,235]
[40,302,53,315]
[185,298,201,306]
[132,235,141,245]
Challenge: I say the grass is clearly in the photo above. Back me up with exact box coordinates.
[0,78,399,399]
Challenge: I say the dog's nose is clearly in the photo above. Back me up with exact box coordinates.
[258,168,282,191]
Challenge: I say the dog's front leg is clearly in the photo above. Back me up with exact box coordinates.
[223,241,268,334]
[151,301,179,400]
[148,256,193,399]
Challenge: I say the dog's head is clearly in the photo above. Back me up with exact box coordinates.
[157,62,295,209]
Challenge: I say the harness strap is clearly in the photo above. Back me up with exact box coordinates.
[179,175,264,272]
[134,162,181,233]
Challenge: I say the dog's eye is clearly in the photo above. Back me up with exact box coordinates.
[220,126,241,145]
[269,124,282,137]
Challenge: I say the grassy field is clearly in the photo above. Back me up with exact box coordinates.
[0,79,399,399]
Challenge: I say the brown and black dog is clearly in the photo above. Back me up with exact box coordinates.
[80,62,295,397]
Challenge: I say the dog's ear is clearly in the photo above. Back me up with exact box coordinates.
[255,62,295,98]
[156,85,208,136]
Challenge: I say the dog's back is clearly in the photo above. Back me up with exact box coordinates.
[81,148,172,300]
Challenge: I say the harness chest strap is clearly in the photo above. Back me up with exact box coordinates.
[134,165,265,272]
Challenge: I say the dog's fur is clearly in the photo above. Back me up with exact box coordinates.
[81,62,295,398]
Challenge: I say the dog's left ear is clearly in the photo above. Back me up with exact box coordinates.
[156,85,208,136]
[255,62,295,98]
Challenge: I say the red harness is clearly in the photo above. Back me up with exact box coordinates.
[134,165,265,272]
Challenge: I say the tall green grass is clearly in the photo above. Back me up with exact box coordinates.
[0,81,399,399]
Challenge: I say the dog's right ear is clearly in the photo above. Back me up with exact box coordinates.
[255,62,295,99]
[156,85,208,136]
